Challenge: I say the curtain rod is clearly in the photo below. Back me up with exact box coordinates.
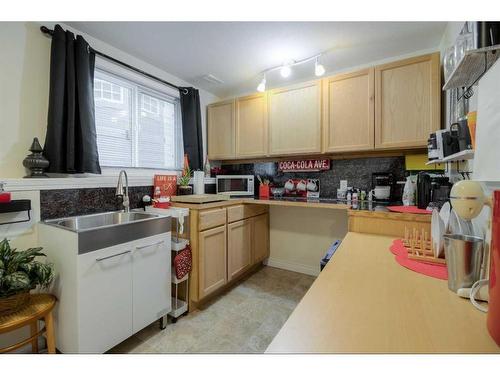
[40,26,188,94]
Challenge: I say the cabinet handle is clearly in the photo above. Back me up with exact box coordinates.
[96,250,131,262]
[135,240,163,250]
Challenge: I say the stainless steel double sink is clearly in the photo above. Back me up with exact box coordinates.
[43,211,171,254]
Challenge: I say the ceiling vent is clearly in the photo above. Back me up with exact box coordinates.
[202,74,224,84]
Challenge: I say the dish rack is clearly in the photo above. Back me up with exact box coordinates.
[403,227,446,265]
[145,206,190,325]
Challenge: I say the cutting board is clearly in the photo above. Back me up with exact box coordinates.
[170,194,231,204]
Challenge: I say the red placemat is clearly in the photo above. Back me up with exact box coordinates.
[390,239,448,280]
[387,205,432,214]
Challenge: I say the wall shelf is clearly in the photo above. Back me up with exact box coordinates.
[0,199,32,225]
[443,45,500,91]
[426,149,474,165]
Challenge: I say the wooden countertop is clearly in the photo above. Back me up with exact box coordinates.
[348,209,431,222]
[172,198,349,210]
[266,232,499,353]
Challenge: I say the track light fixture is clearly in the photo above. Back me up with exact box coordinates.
[315,57,325,77]
[256,52,327,92]
[257,74,266,92]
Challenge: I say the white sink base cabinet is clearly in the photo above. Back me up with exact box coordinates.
[39,226,171,353]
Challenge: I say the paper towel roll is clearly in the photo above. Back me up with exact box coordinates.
[193,171,205,195]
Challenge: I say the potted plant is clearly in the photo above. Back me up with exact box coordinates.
[0,239,54,315]
[177,164,193,195]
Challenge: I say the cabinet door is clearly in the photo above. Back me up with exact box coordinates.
[227,219,253,281]
[268,80,322,155]
[132,233,171,333]
[78,244,133,353]
[323,69,375,152]
[236,93,268,158]
[375,53,440,149]
[252,213,269,264]
[198,225,227,299]
[207,100,235,159]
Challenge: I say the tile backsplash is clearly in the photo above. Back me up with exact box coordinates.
[222,156,406,199]
[40,186,153,220]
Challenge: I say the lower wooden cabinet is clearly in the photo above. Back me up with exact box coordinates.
[227,218,253,281]
[188,205,270,305]
[198,225,227,299]
[252,213,270,263]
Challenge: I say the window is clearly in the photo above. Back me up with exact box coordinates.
[94,68,183,170]
[94,79,123,102]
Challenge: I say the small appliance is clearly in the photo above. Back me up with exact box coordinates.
[216,175,254,196]
[371,173,393,201]
[428,130,447,161]
[431,176,452,208]
[449,181,500,346]
[463,22,500,50]
[417,172,432,209]
[450,119,473,152]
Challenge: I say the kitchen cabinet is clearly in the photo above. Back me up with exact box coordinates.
[198,225,227,299]
[39,224,171,354]
[207,99,235,159]
[268,80,322,155]
[131,238,171,333]
[236,93,268,158]
[173,202,270,309]
[252,213,270,263]
[227,218,253,281]
[78,243,134,353]
[323,69,375,152]
[374,53,440,149]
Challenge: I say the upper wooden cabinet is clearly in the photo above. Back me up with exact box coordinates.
[268,80,322,156]
[323,69,375,152]
[207,100,235,159]
[205,53,440,160]
[235,93,268,158]
[374,53,440,149]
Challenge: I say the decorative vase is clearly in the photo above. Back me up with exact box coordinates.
[177,185,193,196]
[22,138,49,178]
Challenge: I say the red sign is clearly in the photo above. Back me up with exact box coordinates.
[278,159,330,172]
[153,175,177,200]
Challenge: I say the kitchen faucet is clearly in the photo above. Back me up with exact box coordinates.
[116,170,130,212]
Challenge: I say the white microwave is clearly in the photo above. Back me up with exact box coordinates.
[216,175,254,196]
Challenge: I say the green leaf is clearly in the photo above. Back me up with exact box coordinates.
[4,271,31,290]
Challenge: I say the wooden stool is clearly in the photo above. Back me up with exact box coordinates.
[0,294,57,354]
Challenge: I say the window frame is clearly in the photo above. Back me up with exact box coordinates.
[94,60,183,172]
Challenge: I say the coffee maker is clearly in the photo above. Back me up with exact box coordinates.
[371,173,393,201]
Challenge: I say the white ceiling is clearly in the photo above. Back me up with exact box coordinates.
[68,22,447,98]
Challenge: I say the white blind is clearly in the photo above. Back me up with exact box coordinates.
[94,68,183,170]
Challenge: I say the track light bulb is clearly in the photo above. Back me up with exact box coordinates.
[315,58,325,76]
[280,65,291,78]
[257,76,266,92]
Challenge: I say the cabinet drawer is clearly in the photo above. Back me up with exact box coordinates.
[199,208,227,231]
[227,204,268,223]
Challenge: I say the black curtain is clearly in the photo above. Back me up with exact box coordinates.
[179,87,203,171]
[43,24,101,174]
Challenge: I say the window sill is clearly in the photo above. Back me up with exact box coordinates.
[2,168,178,192]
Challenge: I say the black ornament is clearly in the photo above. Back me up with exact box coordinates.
[22,138,49,178]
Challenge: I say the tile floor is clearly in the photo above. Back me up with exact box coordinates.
[107,266,315,354]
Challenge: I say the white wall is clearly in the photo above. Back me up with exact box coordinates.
[0,22,219,180]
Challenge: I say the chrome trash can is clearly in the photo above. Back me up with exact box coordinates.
[443,234,484,293]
